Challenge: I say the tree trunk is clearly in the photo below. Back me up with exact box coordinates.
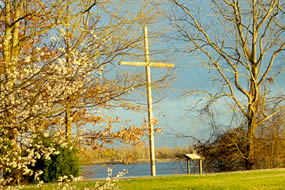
[246,78,258,170]
[66,101,72,144]
[246,113,256,170]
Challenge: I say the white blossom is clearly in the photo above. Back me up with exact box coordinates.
[24,56,31,63]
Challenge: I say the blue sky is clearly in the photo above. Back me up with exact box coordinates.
[97,0,285,149]
[110,52,218,148]
[110,33,285,149]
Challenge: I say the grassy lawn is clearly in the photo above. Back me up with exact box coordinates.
[119,168,285,190]
[21,168,285,190]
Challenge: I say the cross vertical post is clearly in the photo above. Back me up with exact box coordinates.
[143,26,156,176]
[119,26,174,177]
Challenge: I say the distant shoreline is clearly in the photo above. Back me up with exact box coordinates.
[81,158,179,165]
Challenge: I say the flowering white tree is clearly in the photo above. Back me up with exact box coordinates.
[0,0,165,185]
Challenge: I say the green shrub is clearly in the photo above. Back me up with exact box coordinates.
[28,134,80,183]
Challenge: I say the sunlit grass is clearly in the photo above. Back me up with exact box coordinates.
[119,168,285,190]
[21,168,285,190]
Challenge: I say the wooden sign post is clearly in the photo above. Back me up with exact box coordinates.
[119,26,174,176]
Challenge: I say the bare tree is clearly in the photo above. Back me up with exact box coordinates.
[171,0,285,169]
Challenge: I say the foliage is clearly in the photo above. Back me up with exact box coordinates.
[253,109,285,168]
[0,0,168,185]
[195,110,285,172]
[0,129,67,185]
[196,127,248,172]
[27,134,80,183]
[79,145,192,164]
[1,168,127,190]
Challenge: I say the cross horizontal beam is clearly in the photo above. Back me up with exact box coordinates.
[118,26,175,177]
[119,61,175,68]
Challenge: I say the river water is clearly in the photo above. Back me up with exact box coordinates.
[81,161,198,179]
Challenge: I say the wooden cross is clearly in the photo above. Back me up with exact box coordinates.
[119,26,174,176]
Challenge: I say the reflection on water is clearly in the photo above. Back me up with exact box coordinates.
[81,161,194,179]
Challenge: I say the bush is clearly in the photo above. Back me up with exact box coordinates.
[195,127,247,172]
[28,134,80,183]
[196,122,285,172]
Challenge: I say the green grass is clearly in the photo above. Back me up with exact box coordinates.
[119,168,285,190]
[21,168,285,190]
